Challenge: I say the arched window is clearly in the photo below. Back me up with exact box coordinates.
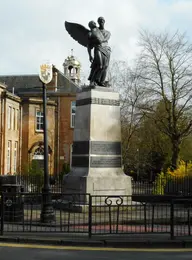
[29,143,52,173]
[33,146,44,160]
[32,146,45,170]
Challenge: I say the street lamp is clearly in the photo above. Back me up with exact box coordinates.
[39,62,55,222]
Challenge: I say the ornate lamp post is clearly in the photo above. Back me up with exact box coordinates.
[39,63,55,222]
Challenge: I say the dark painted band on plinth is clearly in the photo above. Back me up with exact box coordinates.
[90,156,122,168]
[73,141,89,154]
[72,156,89,167]
[72,141,121,155]
[71,155,122,168]
[76,98,120,107]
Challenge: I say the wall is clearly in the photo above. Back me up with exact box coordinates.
[0,76,77,176]
[57,95,76,173]
[21,102,29,172]
[0,84,6,174]
[21,98,56,175]
[2,92,21,175]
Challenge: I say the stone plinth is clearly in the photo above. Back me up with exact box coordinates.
[63,86,132,202]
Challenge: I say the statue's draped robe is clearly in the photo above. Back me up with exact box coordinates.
[88,28,111,84]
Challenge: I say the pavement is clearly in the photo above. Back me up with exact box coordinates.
[1,243,192,260]
[1,232,192,248]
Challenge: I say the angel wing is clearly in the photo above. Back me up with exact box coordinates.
[65,21,90,47]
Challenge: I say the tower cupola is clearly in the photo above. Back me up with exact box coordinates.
[63,49,81,85]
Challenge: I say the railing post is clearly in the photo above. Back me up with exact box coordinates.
[116,204,120,234]
[170,200,174,239]
[188,206,191,236]
[1,193,4,236]
[151,204,155,232]
[88,194,92,238]
[144,203,147,232]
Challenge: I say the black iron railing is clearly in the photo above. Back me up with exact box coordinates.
[0,192,89,235]
[0,192,191,239]
[4,175,192,196]
[16,175,63,193]
[132,177,192,195]
[170,198,192,239]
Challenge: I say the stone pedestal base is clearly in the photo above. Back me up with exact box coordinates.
[63,170,132,205]
[63,173,131,196]
[62,86,132,204]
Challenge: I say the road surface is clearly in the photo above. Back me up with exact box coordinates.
[0,243,192,260]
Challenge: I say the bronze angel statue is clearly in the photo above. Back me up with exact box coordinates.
[65,17,111,87]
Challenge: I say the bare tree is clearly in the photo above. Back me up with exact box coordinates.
[137,30,192,169]
[108,61,145,166]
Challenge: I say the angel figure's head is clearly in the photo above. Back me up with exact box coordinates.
[97,17,105,29]
[88,21,97,30]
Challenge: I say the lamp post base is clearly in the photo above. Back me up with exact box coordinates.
[40,188,55,223]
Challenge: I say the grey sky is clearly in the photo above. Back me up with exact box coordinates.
[0,0,192,82]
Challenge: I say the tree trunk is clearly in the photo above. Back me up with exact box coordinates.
[171,138,180,170]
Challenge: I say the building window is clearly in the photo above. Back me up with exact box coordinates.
[13,142,18,173]
[36,111,44,131]
[8,106,11,129]
[12,108,16,130]
[7,141,11,173]
[32,146,47,171]
[33,146,44,160]
[15,109,19,130]
[71,101,76,128]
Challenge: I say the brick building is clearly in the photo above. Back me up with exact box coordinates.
[0,82,22,175]
[0,53,81,175]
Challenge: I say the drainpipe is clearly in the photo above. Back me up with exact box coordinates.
[19,103,22,174]
[2,93,6,175]
[0,93,4,175]
[57,96,60,175]
[54,68,60,175]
